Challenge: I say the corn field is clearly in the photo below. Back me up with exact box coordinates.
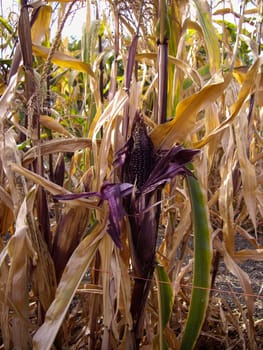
[0,0,262,349]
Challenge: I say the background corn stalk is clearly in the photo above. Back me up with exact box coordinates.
[0,0,262,349]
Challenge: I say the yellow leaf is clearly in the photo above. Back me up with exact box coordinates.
[40,115,72,137]
[150,72,232,149]
[233,66,248,85]
[32,44,95,78]
[31,6,52,44]
[204,103,220,171]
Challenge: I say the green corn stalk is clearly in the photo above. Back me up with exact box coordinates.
[180,164,212,350]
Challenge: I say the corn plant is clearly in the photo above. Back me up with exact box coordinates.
[0,0,262,349]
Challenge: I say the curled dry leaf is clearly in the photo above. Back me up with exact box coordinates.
[22,137,95,165]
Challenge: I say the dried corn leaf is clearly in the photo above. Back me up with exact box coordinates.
[31,5,52,44]
[0,245,11,348]
[10,163,99,209]
[117,249,133,327]
[0,74,16,119]
[99,235,116,342]
[234,111,258,234]
[40,115,73,137]
[32,44,95,77]
[1,130,26,216]
[23,186,56,314]
[110,247,131,338]
[151,72,231,148]
[0,186,14,213]
[256,190,263,219]
[234,249,263,262]
[167,201,192,269]
[214,237,255,346]
[52,206,90,281]
[33,219,107,350]
[195,55,263,148]
[0,274,35,348]
[89,89,128,186]
[7,198,37,349]
[136,53,203,88]
[89,89,128,141]
[0,202,14,236]
[23,137,94,165]
[204,103,220,171]
[19,5,33,68]
[218,128,235,252]
[213,8,236,16]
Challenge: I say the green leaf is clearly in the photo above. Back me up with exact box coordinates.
[155,264,173,349]
[180,164,212,350]
[0,16,13,34]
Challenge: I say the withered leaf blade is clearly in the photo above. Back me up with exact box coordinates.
[19,5,33,69]
[37,187,52,251]
[52,206,90,282]
[125,35,139,92]
[54,153,65,187]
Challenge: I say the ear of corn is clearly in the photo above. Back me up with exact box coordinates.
[122,111,155,189]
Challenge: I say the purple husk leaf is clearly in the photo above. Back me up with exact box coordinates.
[126,146,198,276]
[54,145,198,249]
[141,146,199,195]
[100,182,133,247]
[54,182,133,248]
[112,137,132,169]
